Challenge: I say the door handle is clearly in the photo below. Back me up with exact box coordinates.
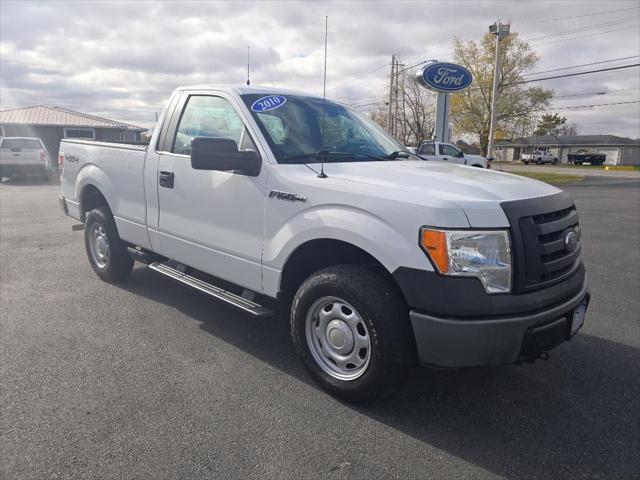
[442,157,448,161]
[159,170,174,188]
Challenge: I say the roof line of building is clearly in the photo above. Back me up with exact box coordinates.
[0,104,145,131]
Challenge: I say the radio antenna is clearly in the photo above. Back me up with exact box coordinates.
[246,46,251,85]
[318,15,328,179]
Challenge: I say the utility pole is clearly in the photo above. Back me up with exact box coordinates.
[394,57,400,137]
[388,54,395,134]
[487,22,510,158]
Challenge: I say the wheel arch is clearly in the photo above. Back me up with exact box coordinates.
[278,238,407,305]
[79,183,110,221]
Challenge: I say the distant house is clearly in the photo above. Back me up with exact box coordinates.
[494,135,640,166]
[0,105,146,166]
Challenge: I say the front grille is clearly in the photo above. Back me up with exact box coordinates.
[502,192,582,293]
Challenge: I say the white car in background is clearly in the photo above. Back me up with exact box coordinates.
[417,141,489,168]
[0,137,52,181]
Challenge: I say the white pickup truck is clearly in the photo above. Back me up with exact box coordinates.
[417,141,489,168]
[522,150,558,165]
[0,137,52,180]
[59,85,589,402]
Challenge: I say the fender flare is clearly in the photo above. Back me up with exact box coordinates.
[75,164,116,216]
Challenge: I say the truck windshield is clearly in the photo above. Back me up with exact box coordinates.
[241,94,412,164]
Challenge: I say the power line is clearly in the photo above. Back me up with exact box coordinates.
[530,25,639,46]
[523,16,639,43]
[553,87,640,99]
[524,55,640,76]
[502,63,640,86]
[543,100,640,111]
[514,6,640,25]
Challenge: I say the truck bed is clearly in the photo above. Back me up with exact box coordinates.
[60,138,150,249]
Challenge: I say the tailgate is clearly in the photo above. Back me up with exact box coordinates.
[0,148,43,165]
[0,139,45,166]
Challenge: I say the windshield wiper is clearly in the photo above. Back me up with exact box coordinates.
[382,150,410,159]
[281,150,356,164]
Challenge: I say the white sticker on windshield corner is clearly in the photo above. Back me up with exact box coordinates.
[251,95,287,112]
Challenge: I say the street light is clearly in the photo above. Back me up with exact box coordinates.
[487,22,510,158]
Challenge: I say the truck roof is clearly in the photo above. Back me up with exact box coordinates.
[176,84,323,98]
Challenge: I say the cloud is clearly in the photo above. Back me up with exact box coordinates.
[1,0,638,138]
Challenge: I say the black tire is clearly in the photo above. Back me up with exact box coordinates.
[84,207,133,282]
[523,160,529,165]
[536,158,542,165]
[290,265,414,403]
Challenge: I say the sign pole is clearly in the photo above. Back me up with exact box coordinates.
[434,92,449,143]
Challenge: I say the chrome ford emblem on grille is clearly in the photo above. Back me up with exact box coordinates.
[564,229,578,253]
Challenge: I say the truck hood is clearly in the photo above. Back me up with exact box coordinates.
[312,160,560,227]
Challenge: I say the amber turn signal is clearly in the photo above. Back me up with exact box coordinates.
[420,229,449,273]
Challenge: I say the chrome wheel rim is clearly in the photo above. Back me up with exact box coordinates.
[305,296,371,381]
[89,223,109,269]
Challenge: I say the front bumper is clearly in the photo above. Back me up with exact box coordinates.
[409,282,589,368]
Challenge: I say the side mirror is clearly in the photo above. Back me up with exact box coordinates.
[190,137,261,176]
[487,157,494,162]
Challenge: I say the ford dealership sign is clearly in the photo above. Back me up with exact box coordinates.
[416,62,473,93]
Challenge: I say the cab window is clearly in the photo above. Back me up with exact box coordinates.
[173,96,255,155]
[419,143,435,156]
[439,144,463,158]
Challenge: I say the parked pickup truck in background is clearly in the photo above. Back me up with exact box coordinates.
[417,141,489,168]
[59,85,589,402]
[522,150,558,165]
[0,137,52,181]
[567,151,606,166]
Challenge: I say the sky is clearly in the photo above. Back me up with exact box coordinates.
[1,0,639,140]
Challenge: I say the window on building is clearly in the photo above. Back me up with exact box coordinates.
[64,128,95,139]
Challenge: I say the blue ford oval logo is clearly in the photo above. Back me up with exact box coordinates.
[564,229,578,253]
[251,95,287,112]
[416,62,473,92]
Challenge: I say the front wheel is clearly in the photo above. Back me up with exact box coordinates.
[84,207,133,282]
[290,265,414,403]
[537,158,542,165]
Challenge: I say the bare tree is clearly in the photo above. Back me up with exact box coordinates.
[369,63,436,146]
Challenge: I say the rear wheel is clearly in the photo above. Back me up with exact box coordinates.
[536,158,542,165]
[290,265,413,402]
[84,207,133,282]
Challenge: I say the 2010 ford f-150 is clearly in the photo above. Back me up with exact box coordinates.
[59,86,589,401]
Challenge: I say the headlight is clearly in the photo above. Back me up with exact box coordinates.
[420,228,512,294]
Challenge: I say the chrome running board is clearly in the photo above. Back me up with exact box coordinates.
[148,262,274,317]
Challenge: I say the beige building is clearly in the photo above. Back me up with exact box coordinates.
[494,135,640,166]
[0,105,146,166]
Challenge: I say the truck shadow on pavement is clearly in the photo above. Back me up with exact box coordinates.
[120,266,639,479]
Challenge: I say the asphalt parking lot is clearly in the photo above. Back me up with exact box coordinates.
[1,177,639,479]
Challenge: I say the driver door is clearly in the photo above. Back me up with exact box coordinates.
[438,143,466,165]
[155,94,268,293]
